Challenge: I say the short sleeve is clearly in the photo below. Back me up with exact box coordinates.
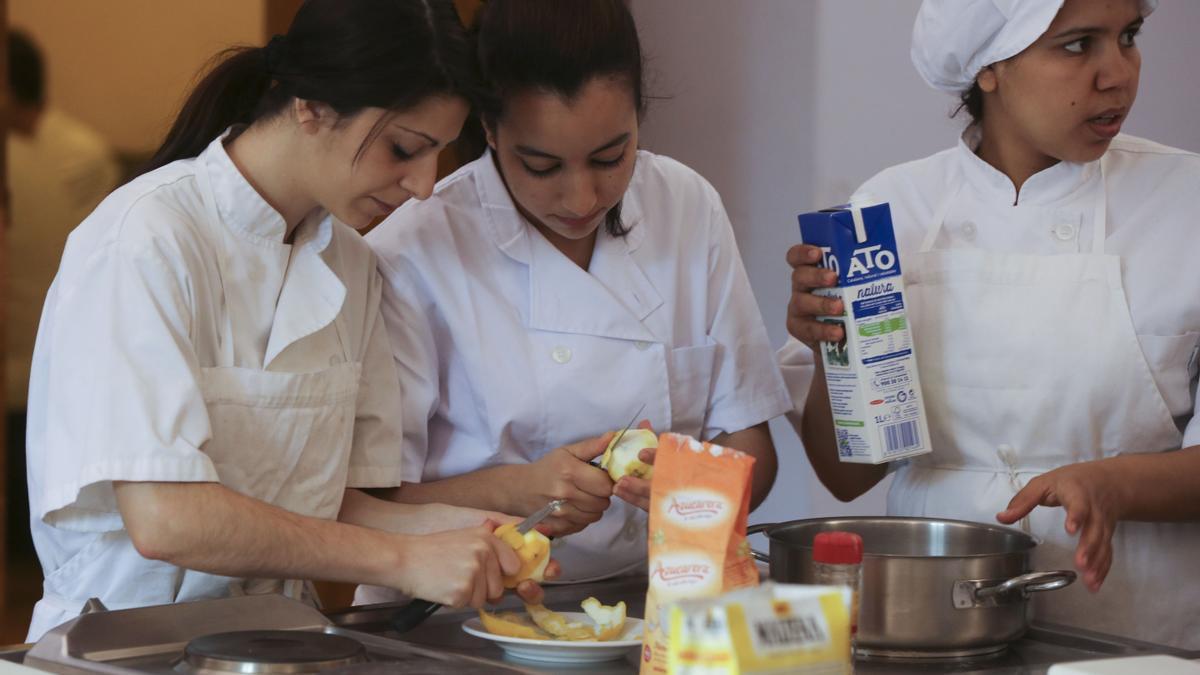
[701,192,792,438]
[35,234,218,533]
[777,336,816,415]
[344,268,406,488]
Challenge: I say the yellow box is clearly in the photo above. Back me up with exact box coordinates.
[667,583,851,675]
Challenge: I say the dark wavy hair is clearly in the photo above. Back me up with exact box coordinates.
[474,0,646,238]
[139,0,482,176]
[954,82,984,125]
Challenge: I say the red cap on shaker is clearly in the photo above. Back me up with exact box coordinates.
[812,531,864,564]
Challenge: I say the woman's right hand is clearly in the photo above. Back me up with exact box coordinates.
[394,521,522,608]
[786,244,844,349]
[523,432,616,537]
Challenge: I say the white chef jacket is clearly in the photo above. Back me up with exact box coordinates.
[780,132,1200,648]
[25,133,404,641]
[364,150,790,585]
[6,108,121,408]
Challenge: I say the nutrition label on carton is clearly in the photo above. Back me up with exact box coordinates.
[852,291,911,363]
[825,286,926,459]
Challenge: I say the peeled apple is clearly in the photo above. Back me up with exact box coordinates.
[523,598,629,641]
[477,610,552,640]
[526,603,597,641]
[599,428,657,482]
[581,596,628,641]
[492,523,551,588]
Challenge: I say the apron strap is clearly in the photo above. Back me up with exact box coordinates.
[997,445,1032,534]
[1091,155,1109,255]
[331,301,355,364]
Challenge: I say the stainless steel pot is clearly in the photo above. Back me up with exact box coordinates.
[748,516,1076,657]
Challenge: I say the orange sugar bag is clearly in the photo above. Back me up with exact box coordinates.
[640,432,758,674]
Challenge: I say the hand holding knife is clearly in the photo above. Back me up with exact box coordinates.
[517,498,566,534]
[390,499,565,633]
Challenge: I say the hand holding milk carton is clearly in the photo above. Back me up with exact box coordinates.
[798,201,931,464]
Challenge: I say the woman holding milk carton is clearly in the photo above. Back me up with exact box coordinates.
[782,0,1200,649]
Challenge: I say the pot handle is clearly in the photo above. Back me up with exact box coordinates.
[954,570,1076,609]
[745,523,776,564]
[975,570,1077,600]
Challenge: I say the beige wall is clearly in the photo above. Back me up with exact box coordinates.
[11,0,264,154]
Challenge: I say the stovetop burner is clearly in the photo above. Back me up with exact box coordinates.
[180,630,367,674]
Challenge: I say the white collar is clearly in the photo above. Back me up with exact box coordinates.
[199,131,334,253]
[474,149,646,265]
[956,126,1099,206]
[472,150,660,338]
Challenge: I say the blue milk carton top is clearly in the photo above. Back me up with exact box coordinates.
[798,203,901,286]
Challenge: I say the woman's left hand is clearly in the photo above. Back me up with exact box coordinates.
[492,516,562,606]
[995,459,1124,593]
[613,421,656,511]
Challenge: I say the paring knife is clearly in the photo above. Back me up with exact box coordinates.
[517,498,566,534]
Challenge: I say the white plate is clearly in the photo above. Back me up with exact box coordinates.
[462,612,644,664]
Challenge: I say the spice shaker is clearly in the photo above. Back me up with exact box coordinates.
[813,531,864,655]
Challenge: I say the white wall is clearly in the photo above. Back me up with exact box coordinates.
[632,0,1200,532]
[1121,0,1200,149]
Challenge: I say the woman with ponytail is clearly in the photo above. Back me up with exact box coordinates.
[24,0,549,641]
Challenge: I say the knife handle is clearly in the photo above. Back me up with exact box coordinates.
[391,598,442,633]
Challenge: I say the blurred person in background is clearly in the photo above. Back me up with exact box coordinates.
[5,28,121,559]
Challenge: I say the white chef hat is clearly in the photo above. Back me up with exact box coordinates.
[911,0,1158,93]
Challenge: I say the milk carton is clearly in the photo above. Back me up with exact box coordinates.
[797,202,930,464]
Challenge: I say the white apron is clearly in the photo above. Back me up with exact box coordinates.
[889,156,1200,648]
[28,162,361,640]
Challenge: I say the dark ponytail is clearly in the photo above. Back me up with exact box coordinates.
[140,0,482,176]
[474,0,646,239]
[143,48,272,175]
[953,82,984,126]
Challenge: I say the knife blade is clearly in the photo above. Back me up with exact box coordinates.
[609,402,647,453]
[589,403,649,470]
[517,498,565,534]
